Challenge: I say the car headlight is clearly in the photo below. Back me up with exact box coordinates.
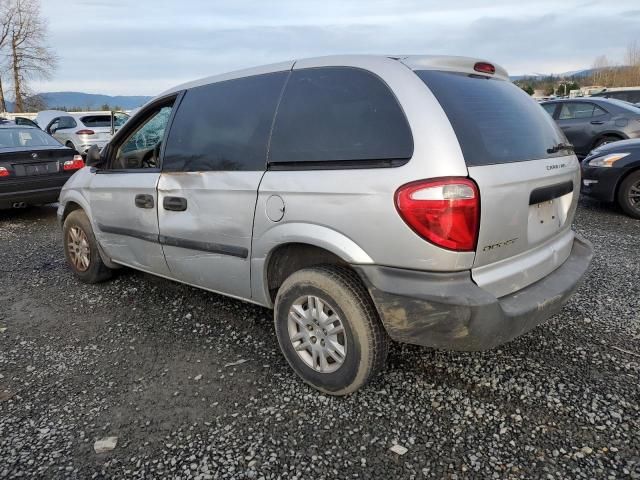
[587,152,630,167]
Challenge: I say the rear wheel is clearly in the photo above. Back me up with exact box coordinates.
[617,170,640,219]
[63,210,113,283]
[274,266,388,396]
[593,136,620,150]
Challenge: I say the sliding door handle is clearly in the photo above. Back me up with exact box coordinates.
[134,194,154,209]
[163,196,187,211]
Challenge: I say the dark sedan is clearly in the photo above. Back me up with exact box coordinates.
[0,121,84,209]
[581,138,640,218]
[541,98,640,158]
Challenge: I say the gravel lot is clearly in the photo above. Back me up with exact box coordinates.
[1,199,639,479]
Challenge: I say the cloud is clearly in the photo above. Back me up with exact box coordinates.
[32,0,640,96]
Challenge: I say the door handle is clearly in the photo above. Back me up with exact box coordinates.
[590,120,605,125]
[163,196,187,211]
[134,194,154,209]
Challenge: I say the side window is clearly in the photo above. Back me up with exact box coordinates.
[110,104,173,170]
[163,71,288,172]
[58,116,77,129]
[541,103,557,116]
[269,67,413,165]
[558,103,594,120]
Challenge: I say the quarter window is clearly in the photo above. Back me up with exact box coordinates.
[592,105,607,117]
[269,67,413,165]
[163,72,288,172]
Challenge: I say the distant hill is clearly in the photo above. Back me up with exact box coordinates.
[510,67,616,81]
[38,92,152,110]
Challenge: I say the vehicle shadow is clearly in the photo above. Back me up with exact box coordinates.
[0,203,58,222]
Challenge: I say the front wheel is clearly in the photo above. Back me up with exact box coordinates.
[617,170,640,219]
[274,266,388,396]
[63,210,113,283]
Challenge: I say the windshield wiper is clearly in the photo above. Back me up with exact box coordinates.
[547,143,575,154]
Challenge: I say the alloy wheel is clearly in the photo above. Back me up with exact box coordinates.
[67,226,90,272]
[287,295,347,373]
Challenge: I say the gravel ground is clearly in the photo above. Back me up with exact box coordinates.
[0,199,639,479]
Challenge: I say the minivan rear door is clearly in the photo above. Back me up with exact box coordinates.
[416,70,580,298]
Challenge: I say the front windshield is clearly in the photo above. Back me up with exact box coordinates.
[0,128,61,148]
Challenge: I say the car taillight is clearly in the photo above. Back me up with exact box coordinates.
[76,129,95,135]
[0,166,9,177]
[63,155,85,171]
[395,178,480,251]
[474,62,495,75]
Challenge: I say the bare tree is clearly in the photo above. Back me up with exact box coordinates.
[9,0,56,112]
[0,0,16,112]
[624,40,640,86]
[592,54,611,86]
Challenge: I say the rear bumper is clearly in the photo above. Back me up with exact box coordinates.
[0,174,72,208]
[0,186,62,209]
[355,233,593,351]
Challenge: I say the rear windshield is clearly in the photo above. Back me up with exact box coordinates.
[605,98,640,113]
[0,128,60,148]
[80,114,128,128]
[416,70,567,166]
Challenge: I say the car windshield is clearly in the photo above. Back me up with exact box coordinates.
[0,127,61,148]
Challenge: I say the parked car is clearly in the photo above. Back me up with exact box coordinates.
[581,138,640,218]
[0,120,84,209]
[34,110,129,155]
[540,98,640,158]
[591,88,640,106]
[58,55,593,395]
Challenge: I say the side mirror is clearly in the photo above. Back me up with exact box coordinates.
[85,144,104,168]
[49,127,57,134]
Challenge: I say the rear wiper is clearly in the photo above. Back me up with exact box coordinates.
[547,143,575,154]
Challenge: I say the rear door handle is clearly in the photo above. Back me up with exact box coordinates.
[135,194,154,209]
[163,196,187,211]
[590,120,605,125]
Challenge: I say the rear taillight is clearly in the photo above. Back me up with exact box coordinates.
[76,129,95,135]
[0,166,9,177]
[474,62,495,75]
[63,155,85,171]
[395,178,480,251]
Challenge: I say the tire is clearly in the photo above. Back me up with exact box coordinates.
[617,170,640,219]
[274,266,388,396]
[62,209,113,283]
[593,136,620,150]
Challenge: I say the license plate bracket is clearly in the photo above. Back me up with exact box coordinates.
[528,199,562,243]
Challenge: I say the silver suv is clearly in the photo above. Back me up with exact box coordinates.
[58,55,593,395]
[35,110,129,155]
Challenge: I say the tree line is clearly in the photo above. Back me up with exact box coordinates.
[0,0,55,113]
[516,41,640,96]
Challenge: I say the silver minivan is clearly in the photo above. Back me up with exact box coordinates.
[58,55,593,395]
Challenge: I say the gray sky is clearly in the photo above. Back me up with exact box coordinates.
[33,0,640,96]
